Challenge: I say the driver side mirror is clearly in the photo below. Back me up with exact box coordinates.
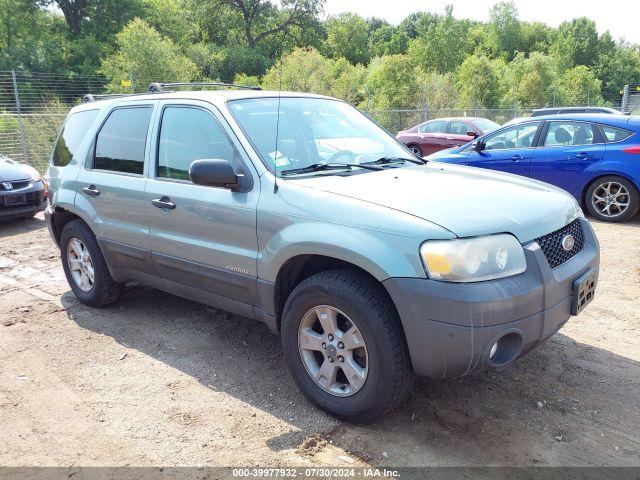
[472,140,485,152]
[467,131,479,139]
[189,159,245,190]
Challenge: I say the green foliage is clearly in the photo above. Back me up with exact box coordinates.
[504,52,558,108]
[487,1,522,60]
[324,13,370,65]
[365,55,421,109]
[100,18,198,91]
[408,5,471,74]
[454,53,505,109]
[261,47,365,104]
[552,18,599,69]
[557,65,604,106]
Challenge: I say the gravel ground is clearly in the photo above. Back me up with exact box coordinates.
[0,213,639,467]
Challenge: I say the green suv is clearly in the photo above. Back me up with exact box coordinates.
[45,85,599,423]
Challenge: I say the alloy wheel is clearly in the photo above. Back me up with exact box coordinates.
[298,305,368,397]
[67,238,95,292]
[591,181,630,218]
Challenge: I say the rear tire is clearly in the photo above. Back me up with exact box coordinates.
[585,175,639,222]
[60,220,123,306]
[281,269,414,423]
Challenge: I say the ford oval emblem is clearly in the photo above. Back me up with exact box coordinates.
[561,234,575,252]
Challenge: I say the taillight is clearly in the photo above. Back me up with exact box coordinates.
[622,146,640,154]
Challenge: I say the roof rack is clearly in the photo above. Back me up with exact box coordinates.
[148,82,262,93]
[82,92,163,103]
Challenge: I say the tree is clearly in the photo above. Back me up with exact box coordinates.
[261,47,365,104]
[100,18,197,91]
[594,33,640,101]
[454,53,504,109]
[552,18,599,69]
[365,54,421,109]
[408,5,471,74]
[212,0,324,48]
[504,52,558,108]
[369,24,408,57]
[324,12,370,65]
[487,1,521,60]
[557,65,604,106]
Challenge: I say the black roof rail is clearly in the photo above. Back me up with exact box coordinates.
[148,82,262,93]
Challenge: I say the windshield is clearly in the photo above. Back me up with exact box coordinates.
[228,97,412,175]
[472,118,500,133]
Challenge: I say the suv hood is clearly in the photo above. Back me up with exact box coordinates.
[0,157,30,182]
[293,163,582,243]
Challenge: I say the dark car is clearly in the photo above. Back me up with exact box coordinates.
[428,114,640,222]
[0,154,47,221]
[396,117,499,157]
[531,107,623,117]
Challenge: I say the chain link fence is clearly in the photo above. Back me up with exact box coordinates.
[0,69,634,173]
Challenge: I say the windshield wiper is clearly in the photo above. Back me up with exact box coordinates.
[364,156,427,166]
[280,162,383,177]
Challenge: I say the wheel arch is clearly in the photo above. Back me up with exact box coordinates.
[580,171,640,207]
[271,254,405,339]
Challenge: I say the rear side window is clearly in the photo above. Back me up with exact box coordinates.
[94,107,152,174]
[419,120,447,134]
[600,125,633,143]
[543,121,595,146]
[157,106,238,180]
[52,109,99,166]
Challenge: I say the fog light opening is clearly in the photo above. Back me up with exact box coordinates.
[489,332,523,367]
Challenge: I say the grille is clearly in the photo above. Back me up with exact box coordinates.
[0,190,45,208]
[535,220,585,269]
[0,180,30,191]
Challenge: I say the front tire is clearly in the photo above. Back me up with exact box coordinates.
[60,220,123,306]
[585,175,639,222]
[281,270,413,423]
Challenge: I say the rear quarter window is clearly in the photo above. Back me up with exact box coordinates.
[600,125,633,142]
[52,109,99,166]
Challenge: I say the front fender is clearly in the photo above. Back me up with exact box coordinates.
[257,220,427,284]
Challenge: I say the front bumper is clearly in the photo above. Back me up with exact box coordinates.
[0,181,47,220]
[383,218,600,379]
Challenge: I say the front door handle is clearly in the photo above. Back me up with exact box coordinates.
[151,196,176,210]
[574,152,591,159]
[82,185,100,196]
[511,154,523,162]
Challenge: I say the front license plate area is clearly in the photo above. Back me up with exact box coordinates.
[5,193,26,207]
[572,268,597,315]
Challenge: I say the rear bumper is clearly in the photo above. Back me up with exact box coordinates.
[383,218,600,379]
[0,181,47,219]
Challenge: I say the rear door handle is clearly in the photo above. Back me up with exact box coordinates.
[574,152,591,159]
[511,155,523,162]
[82,185,100,196]
[151,196,176,210]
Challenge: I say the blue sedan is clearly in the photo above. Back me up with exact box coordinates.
[428,114,640,222]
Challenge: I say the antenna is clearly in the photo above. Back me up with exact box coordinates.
[273,55,284,194]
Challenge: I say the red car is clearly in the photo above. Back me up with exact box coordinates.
[396,117,499,157]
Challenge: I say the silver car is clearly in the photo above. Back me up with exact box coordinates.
[45,86,600,423]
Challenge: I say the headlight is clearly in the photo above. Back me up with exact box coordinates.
[420,234,526,282]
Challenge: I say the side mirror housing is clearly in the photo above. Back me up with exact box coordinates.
[189,159,244,190]
[472,140,484,152]
[467,131,479,139]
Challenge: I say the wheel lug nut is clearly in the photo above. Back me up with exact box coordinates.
[322,342,326,349]
[338,342,344,349]
[338,356,344,362]
[328,334,334,341]
[328,357,334,363]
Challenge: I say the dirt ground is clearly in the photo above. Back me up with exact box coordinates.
[0,213,639,468]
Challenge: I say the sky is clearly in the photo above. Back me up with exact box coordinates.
[323,0,640,44]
